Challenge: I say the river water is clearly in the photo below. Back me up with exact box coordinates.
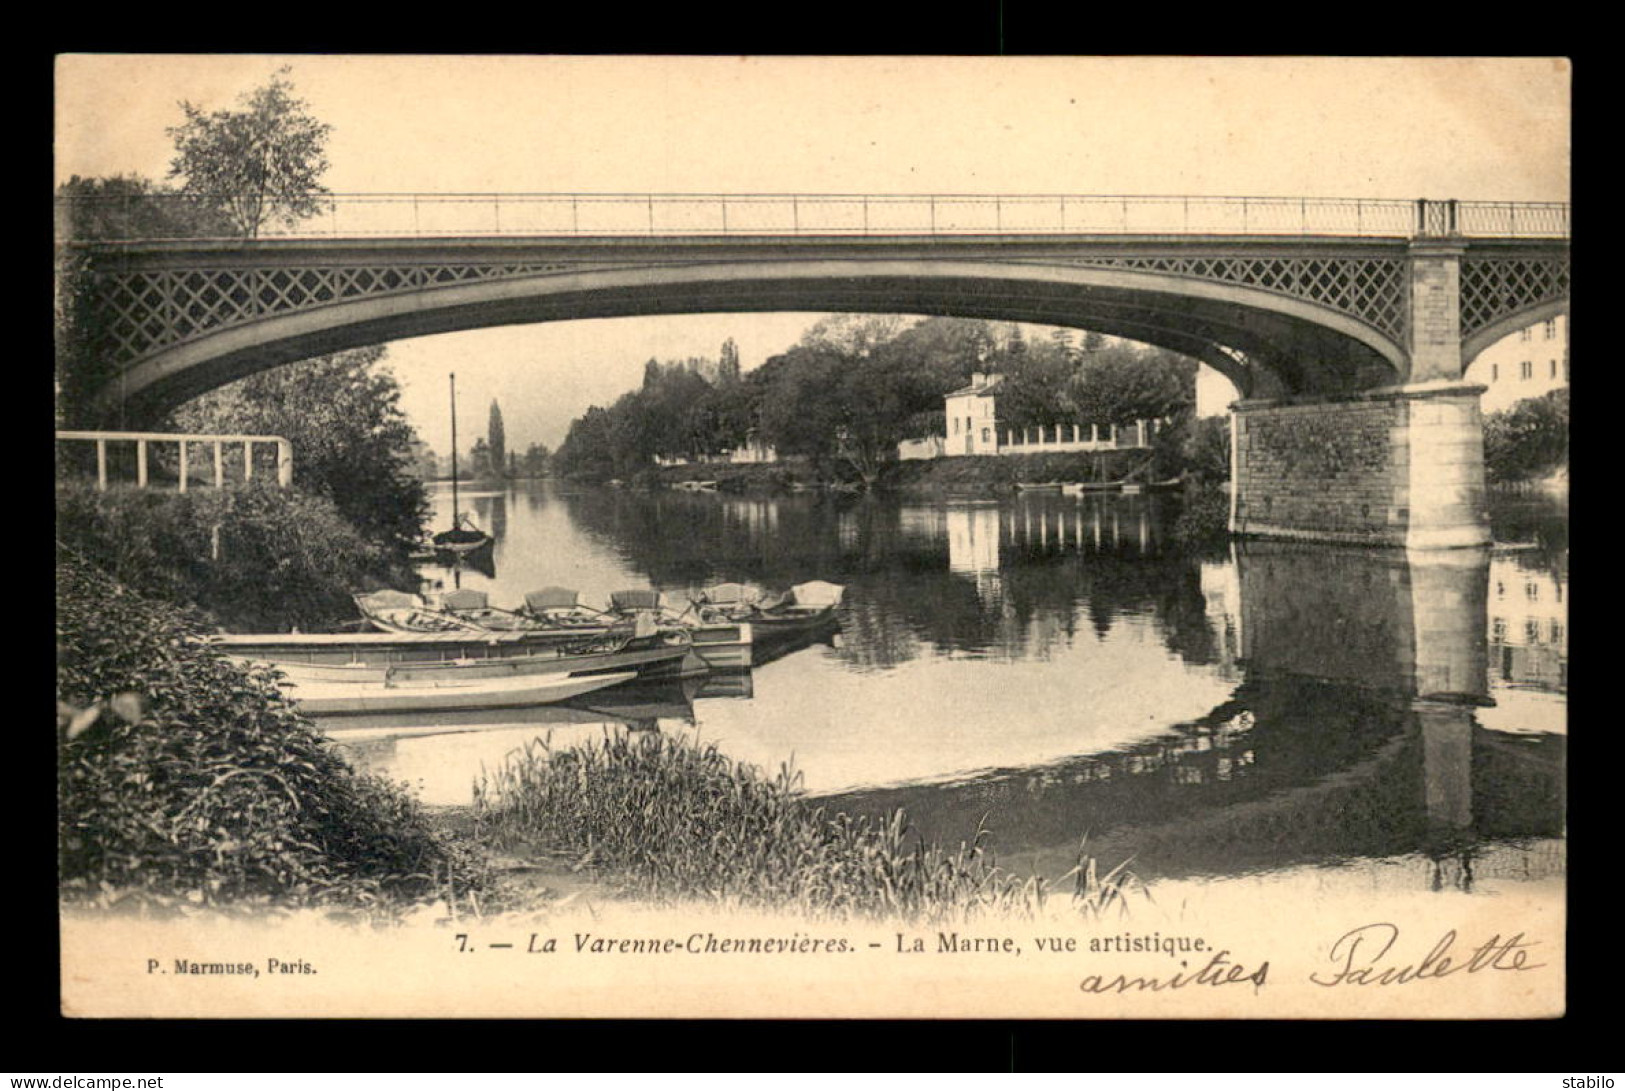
[334,480,1567,895]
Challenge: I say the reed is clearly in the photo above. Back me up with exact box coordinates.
[472,731,1140,922]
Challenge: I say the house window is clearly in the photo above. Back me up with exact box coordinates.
[1491,363,1499,382]
[1520,328,1532,342]
[1525,620,1542,644]
[981,428,990,443]
[1492,617,1506,641]
[1550,359,1558,378]
[1551,620,1564,643]
[1525,581,1539,602]
[1520,361,1533,380]
[1544,318,1558,339]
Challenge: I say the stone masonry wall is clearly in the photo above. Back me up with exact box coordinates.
[1233,397,1409,545]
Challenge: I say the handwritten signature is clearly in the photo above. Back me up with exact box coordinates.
[1310,922,1544,987]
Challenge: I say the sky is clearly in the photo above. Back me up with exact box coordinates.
[54,55,1571,451]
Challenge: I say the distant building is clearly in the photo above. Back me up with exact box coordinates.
[945,373,1004,456]
[1464,314,1569,414]
[923,371,1163,458]
[1488,555,1567,694]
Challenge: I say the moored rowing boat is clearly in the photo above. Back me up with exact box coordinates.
[285,668,640,716]
[217,631,707,681]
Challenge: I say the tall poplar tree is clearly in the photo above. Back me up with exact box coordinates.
[487,400,507,478]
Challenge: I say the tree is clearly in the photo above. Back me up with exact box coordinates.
[753,326,957,488]
[1069,344,1197,425]
[521,442,552,477]
[719,338,741,383]
[56,174,234,241]
[468,437,492,480]
[168,346,429,555]
[1483,389,1569,483]
[488,400,507,477]
[166,67,332,238]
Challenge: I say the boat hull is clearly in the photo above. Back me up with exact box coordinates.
[685,622,752,669]
[291,669,639,716]
[219,633,707,681]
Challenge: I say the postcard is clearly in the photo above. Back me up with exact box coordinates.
[55,54,1569,1019]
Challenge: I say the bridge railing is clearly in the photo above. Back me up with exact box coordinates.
[55,430,293,492]
[56,193,1570,242]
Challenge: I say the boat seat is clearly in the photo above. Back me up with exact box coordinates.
[695,582,759,606]
[439,588,489,611]
[788,580,845,607]
[525,587,583,611]
[609,589,665,612]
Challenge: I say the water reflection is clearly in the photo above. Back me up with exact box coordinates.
[387,481,1564,891]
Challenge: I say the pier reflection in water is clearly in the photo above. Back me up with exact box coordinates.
[343,481,1564,893]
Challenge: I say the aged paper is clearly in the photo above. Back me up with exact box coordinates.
[56,55,1569,1020]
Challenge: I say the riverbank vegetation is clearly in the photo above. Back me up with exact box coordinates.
[167,346,430,556]
[55,482,413,633]
[472,731,1139,922]
[1483,389,1569,486]
[56,549,485,913]
[555,316,1205,491]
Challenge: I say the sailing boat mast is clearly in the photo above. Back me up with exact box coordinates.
[449,372,460,530]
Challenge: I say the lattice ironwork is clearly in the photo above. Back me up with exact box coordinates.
[1460,256,1571,341]
[1063,254,1410,341]
[86,261,579,364]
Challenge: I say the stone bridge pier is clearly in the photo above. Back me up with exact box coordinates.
[1231,239,1496,549]
[1236,541,1492,829]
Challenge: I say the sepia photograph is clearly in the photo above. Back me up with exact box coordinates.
[53,54,1569,1020]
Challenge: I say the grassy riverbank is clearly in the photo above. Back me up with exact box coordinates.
[471,731,1138,922]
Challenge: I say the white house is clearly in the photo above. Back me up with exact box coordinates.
[1464,314,1569,414]
[945,372,1004,456]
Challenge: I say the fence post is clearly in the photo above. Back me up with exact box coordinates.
[96,439,107,491]
[213,441,224,487]
[244,441,253,482]
[179,439,188,493]
[136,440,147,488]
[278,440,293,487]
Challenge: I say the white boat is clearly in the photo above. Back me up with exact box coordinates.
[606,588,754,669]
[280,668,640,716]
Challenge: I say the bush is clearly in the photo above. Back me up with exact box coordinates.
[56,550,484,911]
[55,481,415,631]
[1181,415,1232,484]
[1484,390,1569,484]
[1169,483,1232,548]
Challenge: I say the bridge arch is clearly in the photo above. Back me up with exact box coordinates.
[1462,298,1570,365]
[91,255,1410,424]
